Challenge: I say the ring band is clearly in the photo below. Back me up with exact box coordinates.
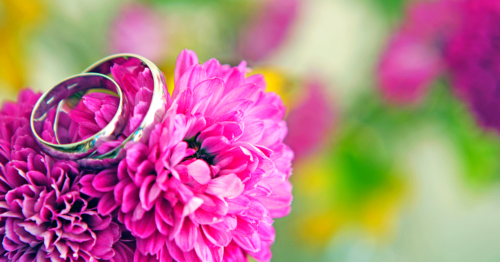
[76,54,168,168]
[30,73,129,160]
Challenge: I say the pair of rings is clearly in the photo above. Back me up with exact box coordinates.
[30,54,168,168]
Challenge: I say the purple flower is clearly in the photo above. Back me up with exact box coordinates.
[445,0,500,132]
[379,0,500,133]
[0,90,135,262]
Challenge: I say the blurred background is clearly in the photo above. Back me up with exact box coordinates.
[2,0,500,261]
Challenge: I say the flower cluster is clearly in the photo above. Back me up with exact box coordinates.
[0,90,135,262]
[378,0,500,133]
[0,50,293,262]
[81,49,293,262]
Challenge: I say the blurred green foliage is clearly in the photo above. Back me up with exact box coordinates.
[369,0,408,20]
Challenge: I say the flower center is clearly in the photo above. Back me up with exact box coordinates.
[184,136,215,165]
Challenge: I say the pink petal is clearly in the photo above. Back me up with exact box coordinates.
[166,239,186,262]
[233,232,262,253]
[256,180,293,218]
[239,117,264,144]
[97,192,119,216]
[175,49,199,85]
[193,208,221,225]
[175,218,197,252]
[80,175,105,197]
[174,65,207,98]
[194,229,215,262]
[92,227,115,257]
[156,198,175,226]
[121,183,140,213]
[202,225,231,247]
[182,196,204,217]
[200,136,230,155]
[139,175,162,211]
[205,174,244,199]
[130,209,156,238]
[203,58,222,78]
[137,232,167,255]
[92,169,119,192]
[186,160,211,185]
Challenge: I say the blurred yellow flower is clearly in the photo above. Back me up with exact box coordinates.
[292,129,407,247]
[0,0,44,97]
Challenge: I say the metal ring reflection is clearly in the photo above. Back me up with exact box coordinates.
[30,73,128,160]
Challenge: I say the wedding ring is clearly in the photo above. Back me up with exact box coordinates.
[76,54,168,168]
[30,54,167,168]
[30,73,128,160]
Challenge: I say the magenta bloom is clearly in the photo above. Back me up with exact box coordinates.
[377,0,462,104]
[381,0,500,133]
[109,4,167,63]
[284,80,335,161]
[237,0,299,62]
[81,50,293,261]
[0,90,135,262]
[446,0,500,132]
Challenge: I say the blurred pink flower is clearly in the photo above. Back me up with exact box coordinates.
[377,0,462,104]
[81,49,294,262]
[378,33,445,104]
[285,80,335,161]
[109,4,167,63]
[237,0,299,62]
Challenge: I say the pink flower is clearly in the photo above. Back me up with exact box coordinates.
[378,33,445,104]
[237,0,299,62]
[109,4,167,63]
[284,80,335,161]
[82,49,294,261]
[377,0,462,105]
[67,92,120,141]
[0,90,135,262]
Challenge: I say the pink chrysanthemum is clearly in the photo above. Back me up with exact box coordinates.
[82,50,294,262]
[0,90,135,262]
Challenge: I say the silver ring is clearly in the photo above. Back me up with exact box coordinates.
[76,54,168,168]
[31,54,167,168]
[30,73,129,160]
